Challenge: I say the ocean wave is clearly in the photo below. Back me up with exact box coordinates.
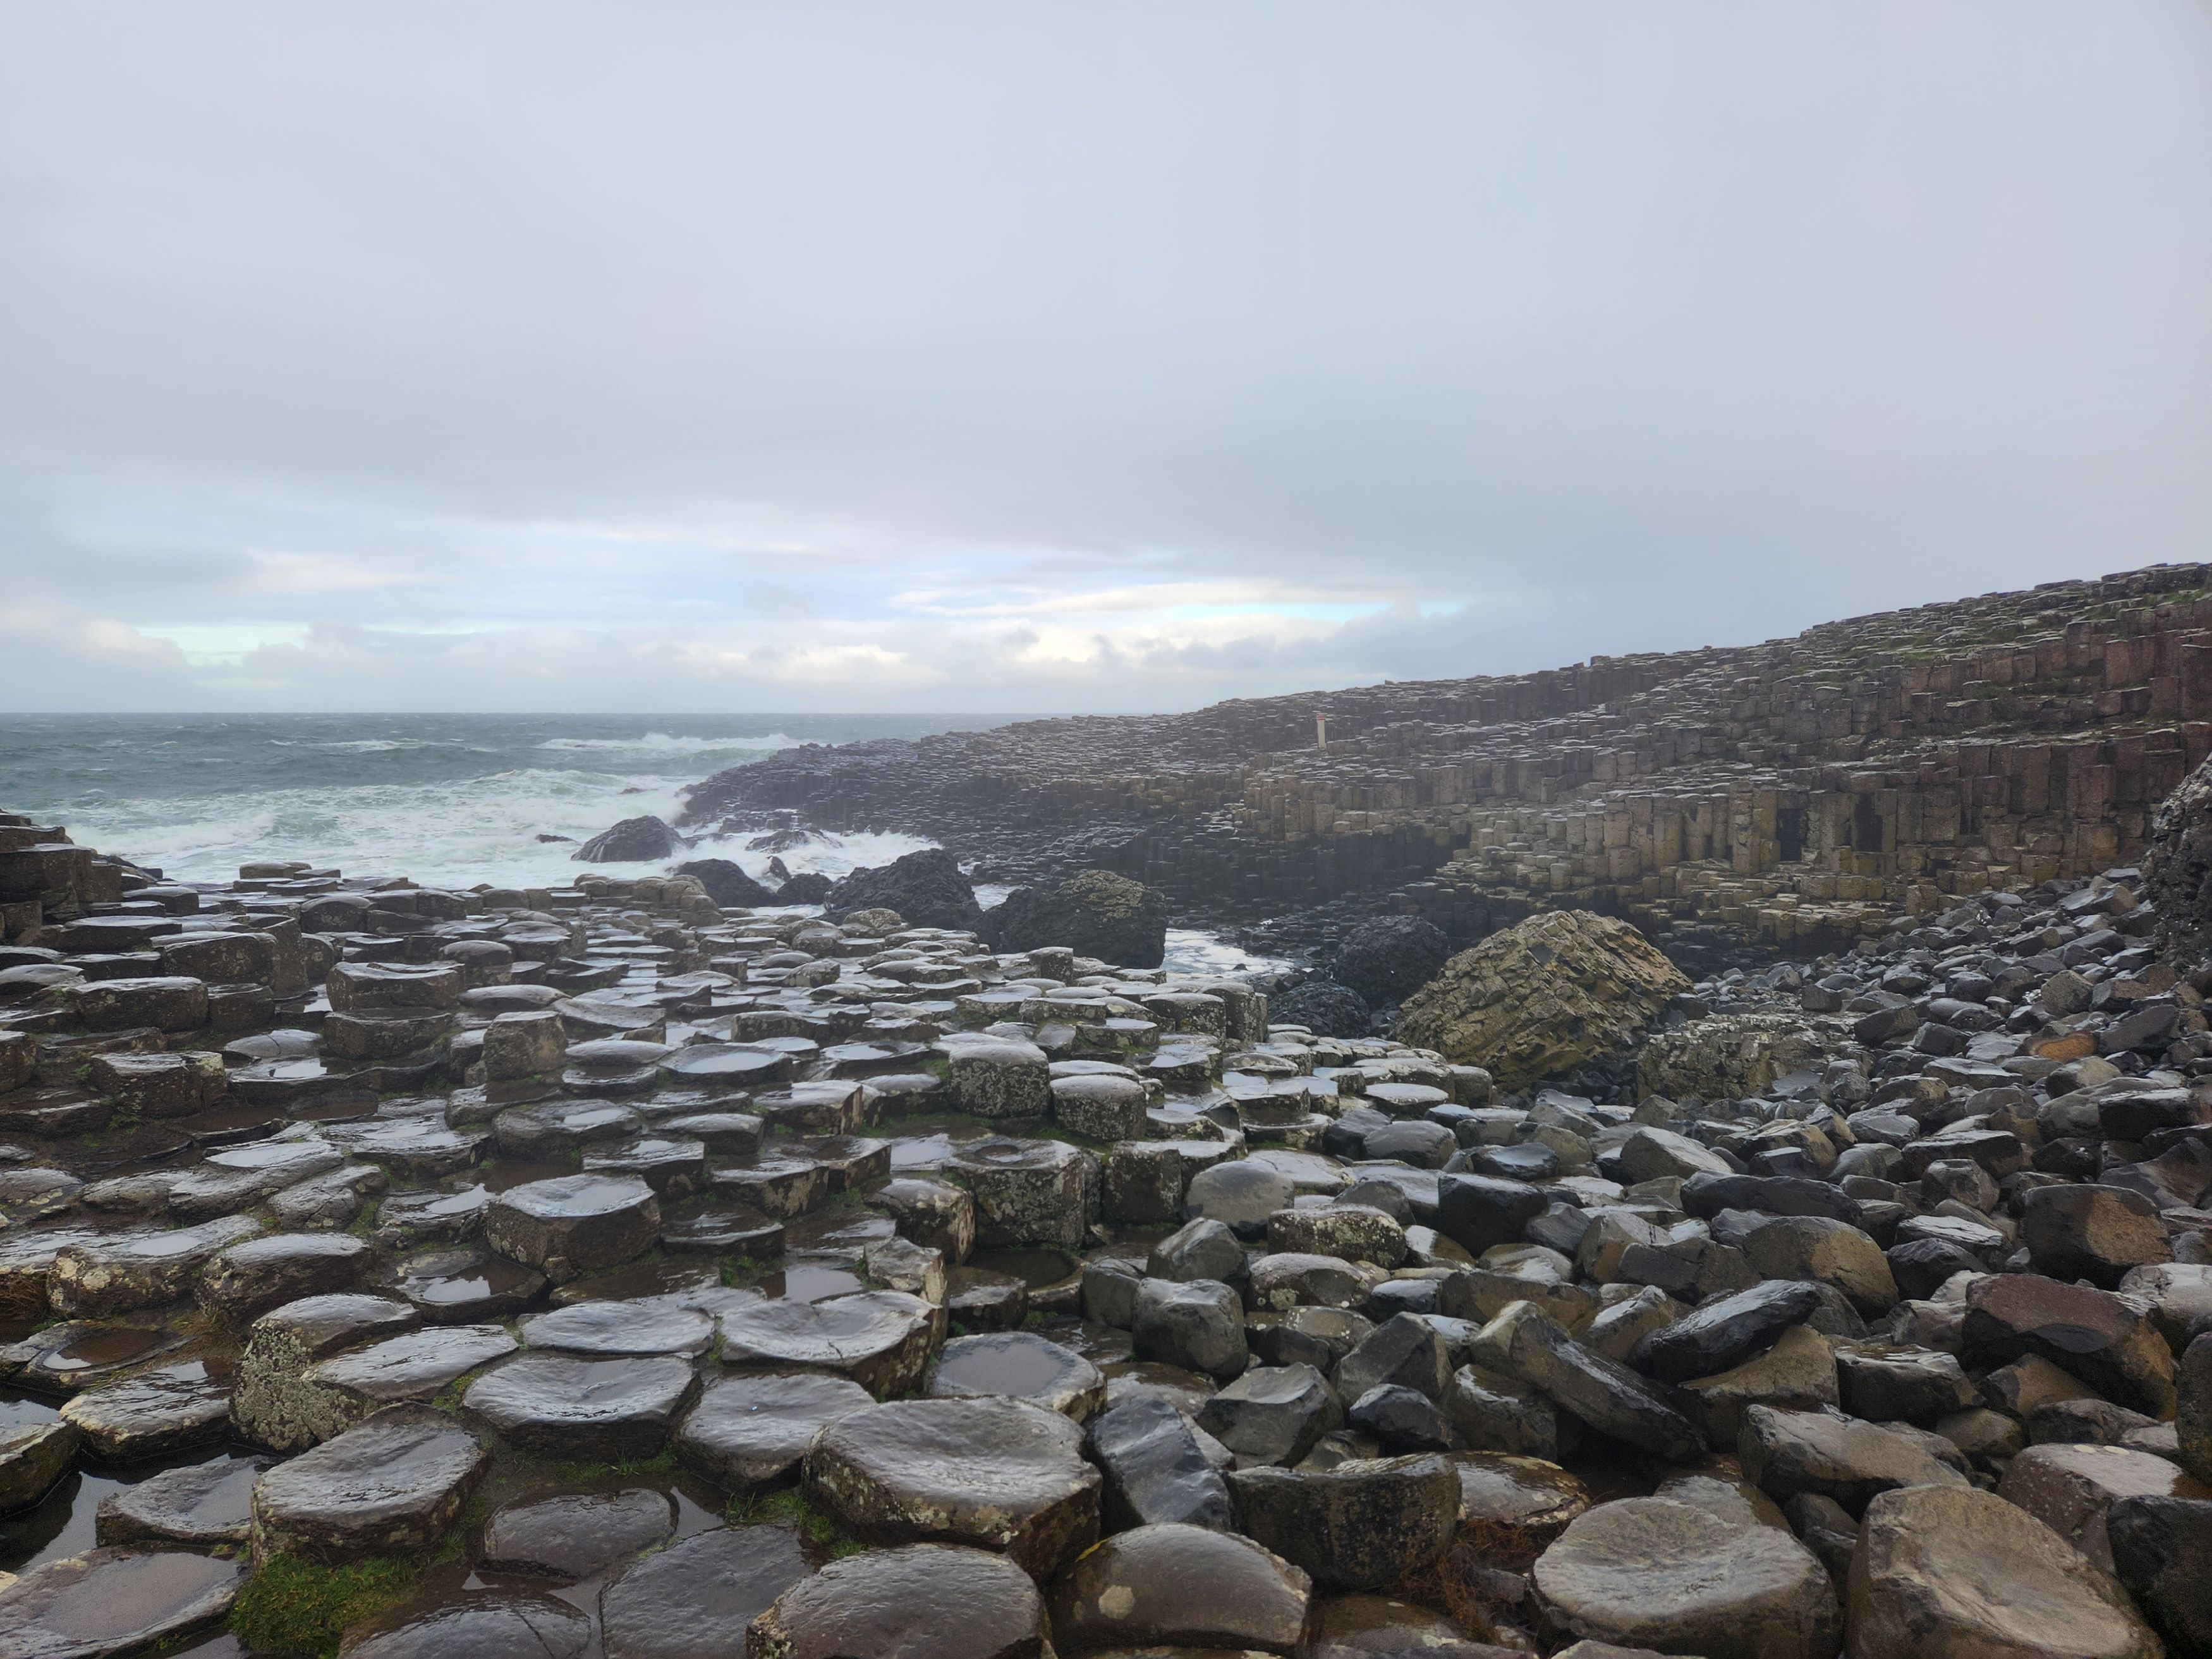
[537,732,799,755]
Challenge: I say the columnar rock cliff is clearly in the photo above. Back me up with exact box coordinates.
[684,563,2212,968]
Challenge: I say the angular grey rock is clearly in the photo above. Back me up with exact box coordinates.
[1227,1454,1461,1591]
[1468,1302,1703,1462]
[1848,1483,2162,1659]
[1131,1277,1248,1382]
[1629,1280,1827,1384]
[1738,1404,1968,1517]
[1086,1394,1234,1530]
[1196,1363,1344,1468]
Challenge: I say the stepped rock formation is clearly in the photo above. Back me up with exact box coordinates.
[683,562,2212,967]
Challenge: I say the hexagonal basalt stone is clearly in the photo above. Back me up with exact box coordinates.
[1226,1455,1461,1591]
[926,1332,1105,1421]
[1047,1521,1313,1654]
[677,1370,876,1489]
[230,1293,423,1452]
[47,1214,264,1319]
[492,1100,644,1158]
[480,1487,676,1581]
[326,961,463,1014]
[805,1397,1102,1576]
[600,1525,811,1659]
[197,1231,374,1328]
[941,1035,1051,1119]
[519,1299,715,1358]
[59,1362,231,1461]
[0,1546,243,1658]
[339,1590,593,1659]
[946,1138,1093,1251]
[1049,1073,1149,1141]
[95,1454,272,1548]
[486,1174,660,1282]
[390,1245,549,1323]
[0,1418,78,1513]
[746,1543,1049,1659]
[717,1291,940,1399]
[248,1323,518,1451]
[250,1404,488,1564]
[463,1353,700,1461]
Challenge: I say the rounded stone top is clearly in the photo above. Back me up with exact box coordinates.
[491,1174,657,1222]
[926,1332,1105,1420]
[518,1299,715,1358]
[949,1137,1081,1174]
[813,1396,1087,1484]
[746,1543,1048,1659]
[1531,1495,1840,1658]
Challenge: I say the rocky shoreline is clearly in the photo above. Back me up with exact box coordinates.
[0,741,2209,1657]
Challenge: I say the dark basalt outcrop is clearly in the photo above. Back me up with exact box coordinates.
[573,815,686,863]
[823,848,981,932]
[982,869,1170,968]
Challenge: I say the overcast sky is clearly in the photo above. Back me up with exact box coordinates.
[3,3,2209,714]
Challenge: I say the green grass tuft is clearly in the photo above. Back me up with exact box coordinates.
[229,1555,413,1659]
[724,1485,865,1557]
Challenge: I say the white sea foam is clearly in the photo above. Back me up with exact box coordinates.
[537,731,799,755]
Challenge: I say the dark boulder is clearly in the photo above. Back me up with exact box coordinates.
[672,859,775,908]
[573,817,684,863]
[1332,916,1451,1007]
[825,849,981,932]
[1269,980,1372,1038]
[983,870,1169,968]
[773,871,834,904]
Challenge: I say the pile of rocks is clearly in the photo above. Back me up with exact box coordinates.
[0,801,2208,1658]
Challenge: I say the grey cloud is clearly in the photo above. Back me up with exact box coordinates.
[2,1,2209,711]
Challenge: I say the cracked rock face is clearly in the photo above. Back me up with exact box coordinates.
[745,1543,1050,1659]
[1394,911,1689,1090]
[804,1397,1102,1577]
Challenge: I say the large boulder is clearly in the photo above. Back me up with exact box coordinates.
[1268,980,1372,1038]
[573,816,684,863]
[2143,750,2212,960]
[1332,916,1451,1007]
[672,858,775,908]
[1533,1496,1841,1659]
[983,870,1169,968]
[1636,1012,1850,1102]
[1394,912,1689,1090]
[825,849,981,932]
[1847,1484,2163,1658]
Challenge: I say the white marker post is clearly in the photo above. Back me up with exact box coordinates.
[1315,712,1328,750]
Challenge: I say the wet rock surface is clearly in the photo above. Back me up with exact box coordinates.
[6,738,2212,1655]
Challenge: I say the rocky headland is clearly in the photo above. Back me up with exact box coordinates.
[0,565,2207,1656]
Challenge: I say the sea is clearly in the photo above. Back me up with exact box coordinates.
[0,712,1289,978]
